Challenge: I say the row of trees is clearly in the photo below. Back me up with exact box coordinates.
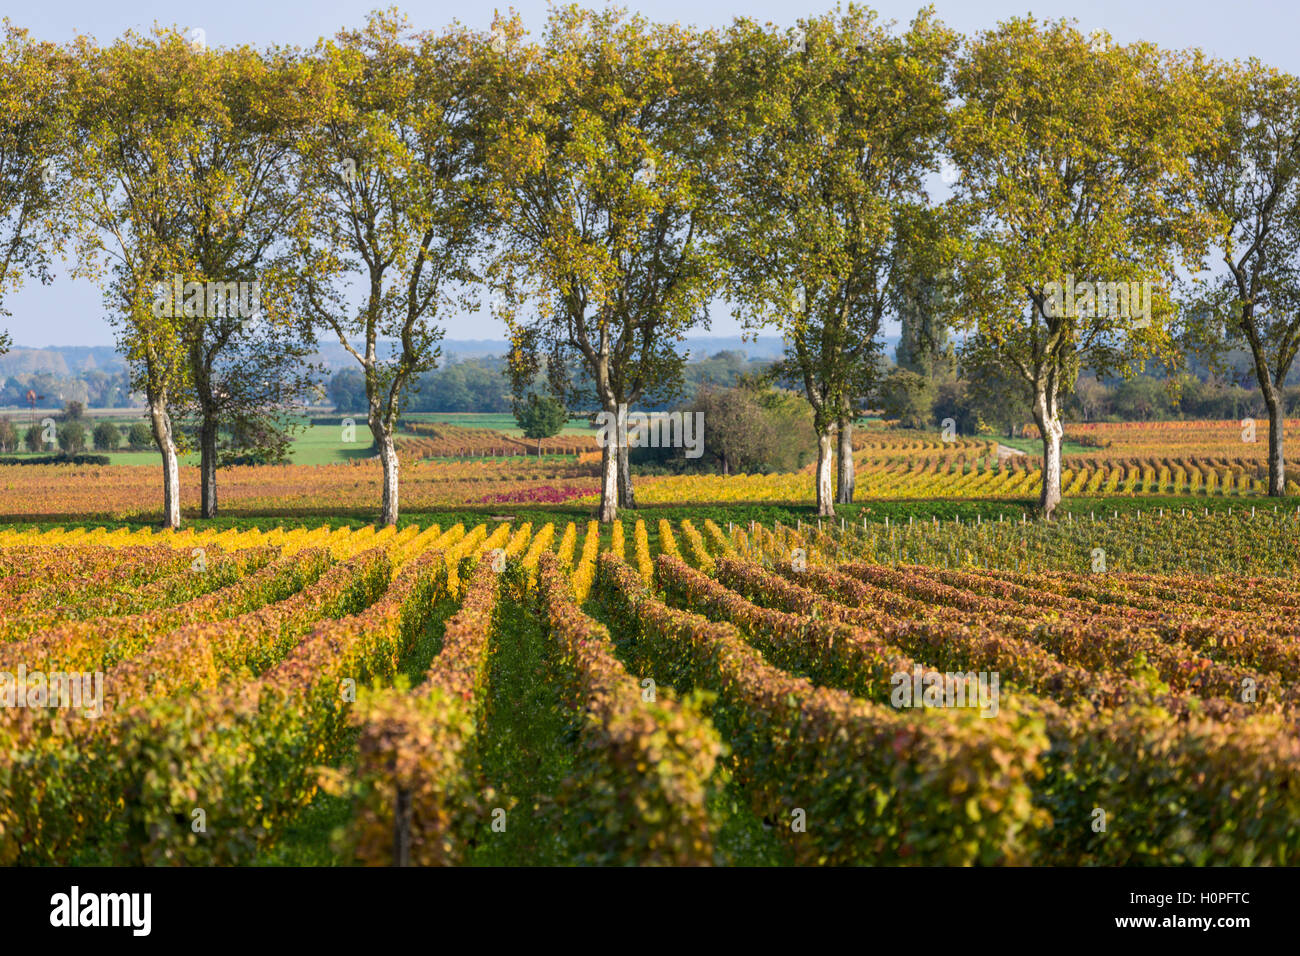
[0,368,132,408]
[326,348,777,416]
[328,360,512,415]
[3,7,1300,524]
[0,417,152,454]
[883,364,1300,436]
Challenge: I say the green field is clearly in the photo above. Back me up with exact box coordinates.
[994,435,1096,456]
[0,421,372,467]
[399,411,594,436]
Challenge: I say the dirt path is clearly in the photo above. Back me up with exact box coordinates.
[995,443,1027,463]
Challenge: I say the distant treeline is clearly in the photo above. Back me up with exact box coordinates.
[0,368,133,409]
[883,362,1300,439]
[328,351,778,416]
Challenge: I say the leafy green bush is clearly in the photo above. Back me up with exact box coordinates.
[92,421,121,451]
[127,422,153,451]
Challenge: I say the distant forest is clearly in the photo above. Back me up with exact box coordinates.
[328,350,776,415]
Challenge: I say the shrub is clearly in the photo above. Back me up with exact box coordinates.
[91,421,121,451]
[127,422,154,451]
[23,423,44,452]
[57,421,86,454]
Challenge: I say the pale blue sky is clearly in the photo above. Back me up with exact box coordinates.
[4,0,1297,347]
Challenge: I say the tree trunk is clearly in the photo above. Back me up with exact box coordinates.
[199,413,218,519]
[599,438,618,523]
[836,415,855,504]
[1033,388,1063,520]
[393,787,411,867]
[1266,393,1286,496]
[149,396,181,530]
[617,441,635,509]
[191,340,219,520]
[815,429,835,517]
[373,420,399,527]
[1241,304,1289,497]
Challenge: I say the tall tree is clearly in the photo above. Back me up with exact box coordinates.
[1185,62,1300,496]
[65,29,206,528]
[166,43,322,517]
[291,12,486,525]
[719,6,956,515]
[0,23,70,323]
[513,391,568,454]
[482,6,724,523]
[947,19,1217,518]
